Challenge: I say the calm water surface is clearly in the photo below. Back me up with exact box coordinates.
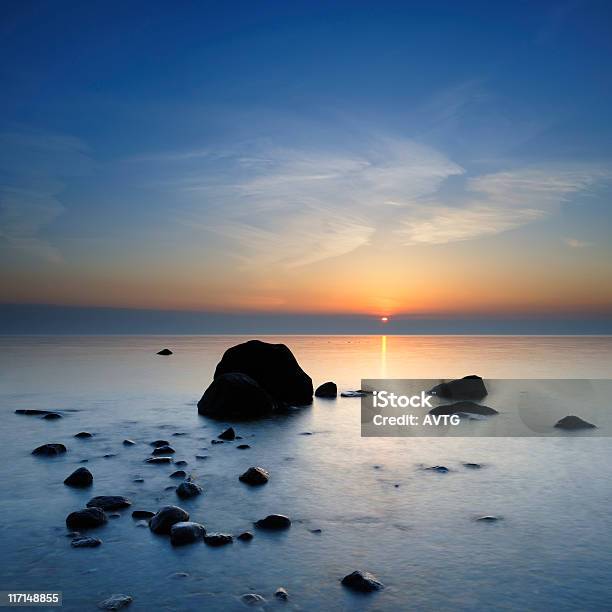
[1,335,611,611]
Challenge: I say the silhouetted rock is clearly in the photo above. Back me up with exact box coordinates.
[428,401,498,416]
[32,443,66,456]
[157,348,173,355]
[150,440,169,447]
[66,507,108,529]
[152,445,175,455]
[255,514,291,530]
[149,506,189,534]
[43,412,62,420]
[97,594,132,610]
[430,375,487,400]
[204,533,233,546]
[218,427,236,440]
[16,409,58,416]
[145,456,172,464]
[237,444,251,449]
[170,470,187,479]
[237,531,253,541]
[175,460,188,466]
[75,432,93,438]
[64,467,93,488]
[239,467,269,485]
[176,481,202,499]
[131,510,154,520]
[198,373,276,419]
[274,587,289,601]
[554,415,596,430]
[86,496,131,511]
[315,381,337,398]
[170,521,205,546]
[341,570,384,592]
[71,536,102,548]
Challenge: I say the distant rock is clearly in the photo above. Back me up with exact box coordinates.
[197,373,276,420]
[428,401,498,416]
[174,460,188,466]
[274,587,289,601]
[64,467,93,488]
[237,531,253,541]
[425,465,449,473]
[176,481,203,499]
[145,456,172,464]
[157,349,173,355]
[237,444,251,450]
[554,415,596,430]
[315,381,337,398]
[211,439,224,445]
[430,375,487,400]
[203,533,233,546]
[16,409,58,416]
[218,426,236,441]
[71,536,102,548]
[103,454,116,459]
[149,506,189,534]
[255,514,291,530]
[239,467,270,486]
[195,455,208,460]
[340,390,367,398]
[463,462,482,469]
[152,445,176,455]
[123,439,136,446]
[240,594,266,606]
[170,470,187,479]
[43,412,62,420]
[476,515,501,522]
[32,443,66,456]
[86,496,131,511]
[75,432,93,438]
[66,507,108,530]
[131,510,155,520]
[150,440,170,447]
[341,570,384,592]
[170,521,206,546]
[97,594,132,610]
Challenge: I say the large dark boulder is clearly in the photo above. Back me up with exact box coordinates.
[66,507,108,530]
[64,467,93,488]
[32,443,66,456]
[197,373,276,419]
[213,340,313,406]
[149,506,189,534]
[554,415,596,430]
[341,570,384,592]
[428,401,498,416]
[170,521,205,546]
[315,382,337,398]
[430,375,487,400]
[86,496,131,511]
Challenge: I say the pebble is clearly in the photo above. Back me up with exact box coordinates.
[237,531,253,541]
[97,594,133,610]
[176,481,203,499]
[254,514,291,530]
[204,533,233,546]
[75,432,93,438]
[71,536,102,548]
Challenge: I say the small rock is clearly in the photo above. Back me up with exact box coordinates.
[131,510,155,520]
[476,515,501,522]
[554,415,596,430]
[218,427,236,441]
[133,478,145,483]
[255,514,291,530]
[150,440,170,447]
[239,467,270,486]
[274,587,289,601]
[309,528,322,534]
[170,521,206,546]
[463,462,482,469]
[237,531,253,541]
[340,390,367,398]
[174,460,188,466]
[43,412,62,420]
[149,506,190,534]
[299,432,312,436]
[425,465,449,473]
[240,594,266,606]
[315,381,337,398]
[86,496,131,511]
[172,432,187,436]
[64,467,93,488]
[152,445,176,455]
[32,443,67,456]
[341,570,384,592]
[195,455,208,460]
[170,470,187,479]
[103,453,117,459]
[75,432,93,438]
[97,594,133,610]
[123,439,136,446]
[237,444,251,449]
[66,507,108,529]
[71,536,102,548]
[145,456,172,464]
[204,533,233,546]
[157,348,173,355]
[176,481,203,499]
[211,439,224,445]
[16,409,58,416]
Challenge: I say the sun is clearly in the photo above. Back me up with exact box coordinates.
[381,316,389,323]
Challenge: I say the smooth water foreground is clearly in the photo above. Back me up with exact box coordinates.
[1,335,611,611]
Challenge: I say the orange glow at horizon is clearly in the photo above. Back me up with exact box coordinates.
[381,316,389,322]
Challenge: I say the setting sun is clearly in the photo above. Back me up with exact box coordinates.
[381,316,389,322]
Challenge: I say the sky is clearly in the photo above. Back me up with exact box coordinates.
[1,0,612,332]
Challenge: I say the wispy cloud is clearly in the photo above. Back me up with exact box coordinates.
[564,237,593,248]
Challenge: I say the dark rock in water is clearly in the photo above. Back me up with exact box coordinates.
[274,587,289,601]
[476,515,501,522]
[145,456,172,464]
[43,412,62,420]
[198,373,276,420]
[315,381,337,398]
[239,466,270,486]
[554,415,596,430]
[157,348,173,355]
[170,470,187,479]
[97,594,133,610]
[172,432,187,436]
[66,507,108,529]
[340,390,367,398]
[133,478,145,483]
[341,570,384,592]
[71,536,102,548]
[131,510,155,520]
[80,459,89,463]
[428,401,498,416]
[149,506,189,534]
[195,455,208,460]
[75,432,93,438]
[430,375,487,400]
[152,445,175,455]
[32,443,67,456]
[237,444,251,450]
[240,594,266,606]
[310,528,322,534]
[170,521,206,546]
[212,339,313,407]
[103,453,116,459]
[425,465,449,473]
[299,432,313,436]
[463,462,482,469]
[211,439,224,445]
[204,533,233,546]
[86,496,131,511]
[174,460,188,466]
[218,426,236,441]
[64,467,93,488]
[176,481,203,499]
[237,531,253,541]
[255,514,291,530]
[123,439,136,446]
[16,409,58,416]
[150,440,170,448]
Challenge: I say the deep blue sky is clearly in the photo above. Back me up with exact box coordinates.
[1,1,612,332]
